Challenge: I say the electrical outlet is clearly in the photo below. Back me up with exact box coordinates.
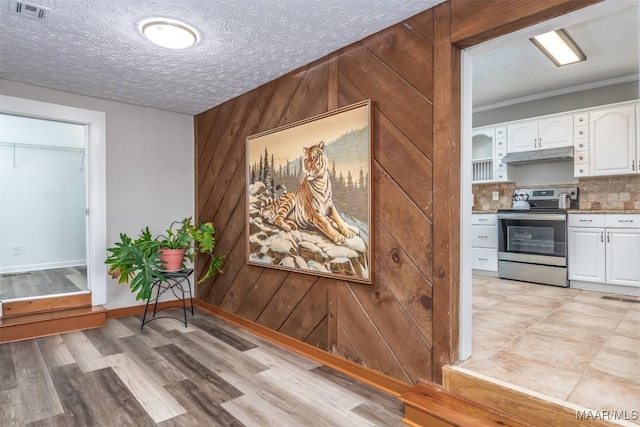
[492,191,500,201]
[12,245,21,255]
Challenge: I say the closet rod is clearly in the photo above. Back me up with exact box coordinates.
[0,141,84,152]
[0,141,85,170]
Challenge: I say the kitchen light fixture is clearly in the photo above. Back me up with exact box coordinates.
[139,18,199,49]
[530,29,586,67]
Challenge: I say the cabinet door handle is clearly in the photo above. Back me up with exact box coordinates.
[579,130,584,135]
[579,219,593,222]
[600,232,603,242]
[479,235,488,239]
[479,258,488,261]
[479,218,488,222]
[607,232,610,243]
[578,143,584,148]
[538,138,542,147]
[618,220,634,223]
[633,160,635,171]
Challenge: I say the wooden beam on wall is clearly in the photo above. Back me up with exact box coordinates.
[431,1,461,383]
[450,0,603,48]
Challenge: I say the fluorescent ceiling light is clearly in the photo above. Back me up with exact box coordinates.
[139,18,199,49]
[531,29,586,67]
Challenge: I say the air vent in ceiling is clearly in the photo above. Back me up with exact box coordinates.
[9,0,51,20]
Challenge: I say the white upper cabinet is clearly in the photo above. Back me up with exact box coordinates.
[589,105,637,176]
[507,115,572,153]
[473,100,639,180]
[507,120,537,153]
[471,127,495,183]
[472,126,510,183]
[538,115,574,150]
[573,113,590,177]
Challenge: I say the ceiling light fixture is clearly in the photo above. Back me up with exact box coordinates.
[139,18,199,49]
[530,29,586,67]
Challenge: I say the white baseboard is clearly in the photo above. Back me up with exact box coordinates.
[472,269,499,278]
[570,280,640,297]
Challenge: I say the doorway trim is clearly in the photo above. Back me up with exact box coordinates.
[0,95,107,308]
[459,0,636,360]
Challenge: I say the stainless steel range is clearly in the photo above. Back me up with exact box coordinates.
[497,187,578,287]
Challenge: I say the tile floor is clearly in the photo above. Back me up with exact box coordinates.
[459,276,640,422]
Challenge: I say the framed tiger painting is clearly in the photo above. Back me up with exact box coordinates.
[246,100,373,284]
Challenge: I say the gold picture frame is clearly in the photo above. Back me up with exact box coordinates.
[246,100,373,284]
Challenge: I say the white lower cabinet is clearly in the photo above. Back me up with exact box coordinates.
[568,214,640,289]
[606,228,640,287]
[472,214,498,272]
[472,248,498,271]
[568,226,606,283]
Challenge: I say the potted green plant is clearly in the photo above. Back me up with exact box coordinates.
[105,217,226,301]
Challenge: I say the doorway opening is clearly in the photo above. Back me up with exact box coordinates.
[0,114,88,300]
[459,0,639,413]
[0,95,107,313]
[460,0,638,360]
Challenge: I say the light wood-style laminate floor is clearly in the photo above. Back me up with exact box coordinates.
[0,267,87,301]
[0,307,404,426]
[460,276,640,423]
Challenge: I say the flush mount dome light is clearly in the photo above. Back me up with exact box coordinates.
[139,18,199,49]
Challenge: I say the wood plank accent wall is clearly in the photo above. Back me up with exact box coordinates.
[194,0,601,385]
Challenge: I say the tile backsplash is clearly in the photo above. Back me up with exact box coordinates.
[472,182,515,211]
[473,175,640,211]
[578,175,640,210]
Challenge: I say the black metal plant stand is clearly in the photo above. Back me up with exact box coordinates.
[141,268,194,329]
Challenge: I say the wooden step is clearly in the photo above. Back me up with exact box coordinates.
[400,379,531,427]
[2,292,92,318]
[0,306,107,343]
[442,365,616,427]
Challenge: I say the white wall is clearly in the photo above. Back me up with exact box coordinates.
[0,79,195,309]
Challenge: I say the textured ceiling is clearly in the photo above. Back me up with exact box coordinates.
[0,0,445,115]
[1,1,637,116]
[473,2,639,109]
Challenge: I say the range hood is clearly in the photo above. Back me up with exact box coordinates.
[501,146,574,165]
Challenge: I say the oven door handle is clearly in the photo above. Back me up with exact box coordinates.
[497,213,566,221]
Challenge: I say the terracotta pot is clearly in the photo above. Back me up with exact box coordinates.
[159,248,187,271]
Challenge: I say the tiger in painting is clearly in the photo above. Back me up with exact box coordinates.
[259,141,359,244]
